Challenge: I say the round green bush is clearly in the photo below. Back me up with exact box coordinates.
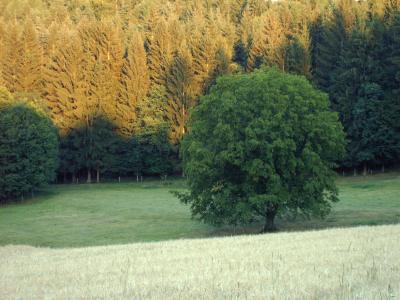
[0,104,59,202]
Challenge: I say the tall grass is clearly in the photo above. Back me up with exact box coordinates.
[1,224,399,299]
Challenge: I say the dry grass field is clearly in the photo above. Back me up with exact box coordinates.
[1,224,399,299]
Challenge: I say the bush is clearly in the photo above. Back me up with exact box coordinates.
[0,104,59,202]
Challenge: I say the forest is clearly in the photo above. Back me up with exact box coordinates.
[0,0,399,183]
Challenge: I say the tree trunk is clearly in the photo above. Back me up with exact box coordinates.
[262,207,278,233]
[63,171,67,183]
[382,164,385,173]
[136,172,139,182]
[353,168,357,176]
[96,168,100,183]
[363,163,367,176]
[72,173,76,184]
[87,168,91,183]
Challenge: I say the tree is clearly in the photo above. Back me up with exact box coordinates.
[118,31,150,137]
[348,83,399,174]
[166,48,195,143]
[177,68,345,232]
[18,19,43,95]
[0,22,22,93]
[0,86,14,107]
[311,7,348,91]
[146,19,173,87]
[43,34,87,134]
[0,103,58,202]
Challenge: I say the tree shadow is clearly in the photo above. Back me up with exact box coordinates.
[58,116,177,184]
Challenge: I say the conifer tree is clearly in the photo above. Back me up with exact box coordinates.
[312,7,348,91]
[18,19,43,95]
[146,19,173,87]
[166,48,195,143]
[44,34,87,134]
[118,31,150,137]
[1,22,22,93]
[189,28,216,96]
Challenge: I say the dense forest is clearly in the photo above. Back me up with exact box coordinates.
[0,0,399,183]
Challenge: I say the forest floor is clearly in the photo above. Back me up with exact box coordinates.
[0,172,399,248]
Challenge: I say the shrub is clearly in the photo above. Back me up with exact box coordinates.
[0,104,58,202]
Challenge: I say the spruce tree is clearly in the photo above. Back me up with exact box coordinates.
[18,19,43,95]
[166,48,195,143]
[44,34,87,134]
[146,19,173,87]
[118,31,150,137]
[1,22,22,93]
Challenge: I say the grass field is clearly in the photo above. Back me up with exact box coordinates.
[1,224,399,299]
[0,172,399,247]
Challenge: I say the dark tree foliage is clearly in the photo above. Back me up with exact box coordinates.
[311,6,400,172]
[177,69,346,232]
[0,104,58,202]
[58,118,176,183]
[0,0,399,181]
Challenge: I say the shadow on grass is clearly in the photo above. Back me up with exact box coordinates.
[207,216,400,238]
[0,187,60,207]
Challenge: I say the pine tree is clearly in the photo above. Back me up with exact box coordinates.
[1,22,22,93]
[0,20,5,87]
[146,19,173,87]
[312,7,348,91]
[0,86,13,108]
[166,48,195,143]
[189,27,216,96]
[44,34,87,134]
[18,19,43,95]
[349,83,399,173]
[118,31,150,137]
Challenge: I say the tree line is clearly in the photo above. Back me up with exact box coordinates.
[0,0,399,183]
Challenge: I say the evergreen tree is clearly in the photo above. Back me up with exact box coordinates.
[1,22,22,93]
[349,83,399,173]
[118,31,150,137]
[189,27,217,96]
[18,19,43,95]
[166,48,195,143]
[312,7,348,91]
[44,34,87,134]
[146,19,172,87]
[0,86,14,107]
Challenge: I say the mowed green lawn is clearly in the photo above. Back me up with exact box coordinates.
[0,173,399,248]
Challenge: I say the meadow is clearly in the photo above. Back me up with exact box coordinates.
[0,172,399,248]
[1,225,399,299]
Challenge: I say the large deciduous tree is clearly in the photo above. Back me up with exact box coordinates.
[0,102,58,202]
[177,68,345,232]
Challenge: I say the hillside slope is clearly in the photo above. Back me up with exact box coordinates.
[1,225,399,299]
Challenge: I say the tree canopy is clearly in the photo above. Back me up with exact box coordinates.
[0,102,58,202]
[177,69,346,232]
[0,0,399,181]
